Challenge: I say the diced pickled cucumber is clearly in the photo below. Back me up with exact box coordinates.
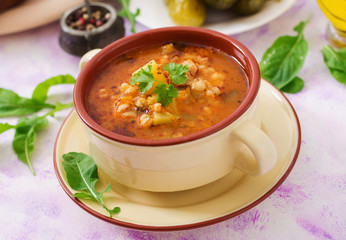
[168,0,206,27]
[153,112,174,125]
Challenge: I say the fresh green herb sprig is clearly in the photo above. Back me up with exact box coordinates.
[0,75,75,175]
[117,0,140,33]
[259,18,310,93]
[130,62,189,106]
[322,45,346,85]
[62,152,120,218]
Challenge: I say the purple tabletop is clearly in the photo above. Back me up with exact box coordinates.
[0,0,345,239]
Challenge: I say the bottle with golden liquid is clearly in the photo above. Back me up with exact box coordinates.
[316,0,346,47]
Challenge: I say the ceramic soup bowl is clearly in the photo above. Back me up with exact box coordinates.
[74,27,277,192]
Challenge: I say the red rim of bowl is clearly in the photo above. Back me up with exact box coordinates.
[54,80,301,231]
[73,26,261,146]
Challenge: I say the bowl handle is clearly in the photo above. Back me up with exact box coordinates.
[79,49,102,70]
[231,120,277,176]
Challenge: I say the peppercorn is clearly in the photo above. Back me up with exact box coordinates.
[66,6,110,31]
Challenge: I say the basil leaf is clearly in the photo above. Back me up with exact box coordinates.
[0,89,54,117]
[280,76,305,93]
[12,115,48,175]
[32,74,76,103]
[259,19,309,90]
[62,152,120,217]
[322,45,346,85]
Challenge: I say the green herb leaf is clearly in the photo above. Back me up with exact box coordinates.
[154,83,178,107]
[117,0,140,33]
[0,74,74,117]
[280,76,305,93]
[32,74,76,103]
[0,122,23,134]
[163,63,189,85]
[0,88,54,117]
[322,45,346,85]
[12,115,48,175]
[43,102,74,118]
[259,18,309,91]
[131,65,156,93]
[130,63,189,106]
[62,152,120,217]
[9,102,73,174]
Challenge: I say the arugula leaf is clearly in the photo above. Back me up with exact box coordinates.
[9,102,73,175]
[43,102,74,118]
[117,0,140,33]
[0,122,23,134]
[0,88,54,117]
[280,77,305,93]
[0,74,75,175]
[62,152,120,218]
[0,74,75,117]
[12,115,48,175]
[32,74,76,103]
[0,101,72,135]
[259,19,309,92]
[322,45,346,85]
[131,65,156,93]
[163,63,189,85]
[154,83,178,107]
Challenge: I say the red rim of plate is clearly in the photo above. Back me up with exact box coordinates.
[54,80,301,231]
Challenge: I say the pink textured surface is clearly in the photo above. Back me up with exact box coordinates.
[0,1,345,239]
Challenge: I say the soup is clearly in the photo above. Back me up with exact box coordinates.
[86,42,249,140]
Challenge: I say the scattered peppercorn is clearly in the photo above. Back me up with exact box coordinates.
[66,6,111,31]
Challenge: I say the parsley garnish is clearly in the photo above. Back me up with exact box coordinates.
[131,62,188,106]
[154,83,178,107]
[163,63,189,85]
[130,65,155,93]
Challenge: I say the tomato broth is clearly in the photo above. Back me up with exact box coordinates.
[86,42,249,140]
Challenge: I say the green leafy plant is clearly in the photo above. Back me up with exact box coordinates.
[117,0,140,33]
[32,74,76,103]
[259,18,310,93]
[0,74,75,117]
[62,152,120,218]
[0,122,24,134]
[131,62,189,106]
[0,75,75,174]
[322,45,346,85]
[0,88,55,117]
[12,115,49,175]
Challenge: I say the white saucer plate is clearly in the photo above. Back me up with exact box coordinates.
[54,80,301,231]
[130,0,296,35]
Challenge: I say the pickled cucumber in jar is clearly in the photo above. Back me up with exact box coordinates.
[204,0,238,10]
[232,0,266,15]
[168,0,206,27]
